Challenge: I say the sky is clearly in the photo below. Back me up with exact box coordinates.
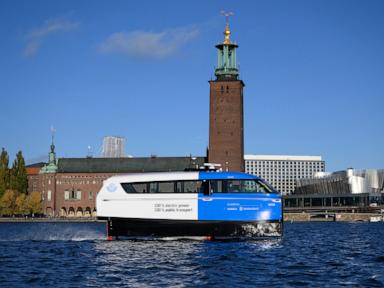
[0,0,383,172]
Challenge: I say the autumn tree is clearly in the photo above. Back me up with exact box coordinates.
[0,190,16,216]
[0,148,10,197]
[26,191,42,215]
[15,193,28,215]
[10,151,28,194]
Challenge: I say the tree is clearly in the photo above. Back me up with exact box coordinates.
[26,191,42,215]
[0,148,9,197]
[10,151,28,194]
[15,193,28,215]
[0,190,16,216]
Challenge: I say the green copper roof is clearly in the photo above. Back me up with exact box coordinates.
[214,21,239,79]
[215,43,239,79]
[40,161,58,173]
[40,139,58,174]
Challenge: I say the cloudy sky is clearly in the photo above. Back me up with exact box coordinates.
[0,0,383,171]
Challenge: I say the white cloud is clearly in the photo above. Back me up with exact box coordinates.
[24,40,41,57]
[97,26,199,59]
[24,17,79,57]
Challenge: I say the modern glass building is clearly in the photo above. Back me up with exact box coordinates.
[244,155,325,195]
[285,168,384,210]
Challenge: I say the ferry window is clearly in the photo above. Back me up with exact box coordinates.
[209,180,223,193]
[122,181,203,193]
[121,183,148,193]
[178,181,202,193]
[149,182,158,193]
[211,180,274,194]
[253,180,274,193]
[225,180,242,192]
[157,182,175,193]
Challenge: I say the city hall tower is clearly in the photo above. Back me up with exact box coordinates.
[208,16,244,171]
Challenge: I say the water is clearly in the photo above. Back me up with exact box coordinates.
[0,222,383,287]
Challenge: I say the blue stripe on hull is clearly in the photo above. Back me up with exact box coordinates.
[198,193,282,221]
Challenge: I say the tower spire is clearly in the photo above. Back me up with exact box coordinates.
[215,11,239,80]
[50,125,56,153]
[221,11,234,44]
[40,126,58,174]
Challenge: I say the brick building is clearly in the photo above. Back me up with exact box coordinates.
[26,162,44,193]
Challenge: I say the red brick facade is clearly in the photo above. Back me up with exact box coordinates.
[39,173,114,217]
[27,167,42,193]
[208,80,245,172]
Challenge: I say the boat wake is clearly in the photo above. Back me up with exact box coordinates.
[0,222,106,241]
[239,222,282,237]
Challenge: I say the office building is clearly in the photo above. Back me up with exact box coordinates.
[245,154,325,195]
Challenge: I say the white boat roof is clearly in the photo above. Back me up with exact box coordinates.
[107,171,200,183]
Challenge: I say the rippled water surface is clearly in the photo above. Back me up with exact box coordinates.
[0,222,383,287]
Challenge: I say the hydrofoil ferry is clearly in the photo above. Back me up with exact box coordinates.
[96,170,283,239]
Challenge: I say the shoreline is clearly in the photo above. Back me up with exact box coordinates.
[284,212,383,222]
[0,217,104,223]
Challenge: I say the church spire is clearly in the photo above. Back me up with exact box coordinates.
[40,126,58,174]
[49,126,56,164]
[215,11,239,80]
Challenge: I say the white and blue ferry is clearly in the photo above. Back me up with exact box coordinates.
[96,170,283,239]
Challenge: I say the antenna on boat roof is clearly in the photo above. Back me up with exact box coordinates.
[200,163,222,171]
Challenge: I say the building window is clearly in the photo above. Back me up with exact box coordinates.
[47,190,51,201]
[89,191,93,200]
[65,190,81,200]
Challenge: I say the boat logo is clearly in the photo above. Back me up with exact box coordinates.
[107,183,117,192]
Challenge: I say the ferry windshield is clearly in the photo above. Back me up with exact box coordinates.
[211,179,274,194]
[121,179,276,194]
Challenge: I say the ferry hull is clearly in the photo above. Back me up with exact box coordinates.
[100,217,283,239]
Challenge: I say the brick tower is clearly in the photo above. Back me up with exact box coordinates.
[208,16,245,172]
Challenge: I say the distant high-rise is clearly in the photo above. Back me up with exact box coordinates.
[101,136,126,158]
[208,14,244,171]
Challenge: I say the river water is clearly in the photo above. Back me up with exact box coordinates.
[0,222,383,287]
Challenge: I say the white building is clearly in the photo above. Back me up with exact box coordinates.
[295,168,384,195]
[245,155,325,195]
[101,136,126,158]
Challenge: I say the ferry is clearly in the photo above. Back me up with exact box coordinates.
[96,170,283,239]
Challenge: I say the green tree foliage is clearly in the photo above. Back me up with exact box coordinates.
[10,151,28,194]
[0,148,10,197]
[0,190,16,216]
